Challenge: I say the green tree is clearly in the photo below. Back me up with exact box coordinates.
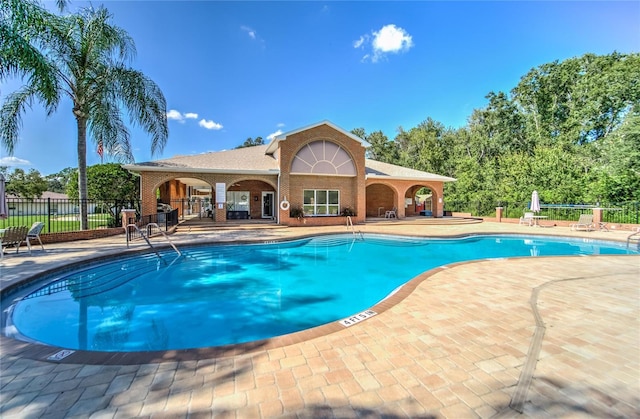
[235,137,264,148]
[589,106,640,202]
[45,166,76,193]
[5,167,48,198]
[0,4,168,229]
[66,163,140,226]
[367,130,399,163]
[396,118,451,175]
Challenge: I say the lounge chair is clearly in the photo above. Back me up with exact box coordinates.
[27,222,45,251]
[385,207,397,218]
[519,212,534,226]
[570,214,594,231]
[1,226,30,258]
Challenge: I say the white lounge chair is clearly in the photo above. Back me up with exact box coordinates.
[570,214,594,231]
[1,226,30,259]
[385,207,397,218]
[27,222,45,251]
[519,212,534,226]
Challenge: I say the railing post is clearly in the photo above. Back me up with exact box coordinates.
[121,209,136,240]
[47,197,51,233]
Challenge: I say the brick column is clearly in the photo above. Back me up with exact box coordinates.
[592,208,602,225]
[121,209,136,229]
[496,207,503,222]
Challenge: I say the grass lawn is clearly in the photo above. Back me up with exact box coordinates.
[0,214,114,233]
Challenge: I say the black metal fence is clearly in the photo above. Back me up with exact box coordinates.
[0,198,140,233]
[445,200,640,224]
[124,209,179,241]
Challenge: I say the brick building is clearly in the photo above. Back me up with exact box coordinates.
[123,121,455,226]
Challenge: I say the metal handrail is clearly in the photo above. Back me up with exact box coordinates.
[626,229,640,250]
[346,216,364,240]
[146,223,181,256]
[125,223,181,256]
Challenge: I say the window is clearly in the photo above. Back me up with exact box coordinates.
[303,190,339,216]
[291,140,356,175]
[226,191,250,211]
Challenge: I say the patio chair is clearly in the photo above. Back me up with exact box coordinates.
[385,207,397,218]
[1,226,30,258]
[519,212,534,226]
[570,214,594,231]
[27,222,45,251]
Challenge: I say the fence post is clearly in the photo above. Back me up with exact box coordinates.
[121,209,136,240]
[47,197,51,233]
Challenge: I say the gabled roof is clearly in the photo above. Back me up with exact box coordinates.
[365,159,456,182]
[123,121,455,183]
[265,120,371,154]
[123,145,279,175]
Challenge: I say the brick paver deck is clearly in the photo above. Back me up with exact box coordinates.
[1,221,638,418]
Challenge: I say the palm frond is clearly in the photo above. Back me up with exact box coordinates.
[0,85,39,154]
[108,66,168,156]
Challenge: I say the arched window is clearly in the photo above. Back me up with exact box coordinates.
[290,140,356,175]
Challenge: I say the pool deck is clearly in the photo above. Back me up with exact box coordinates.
[1,220,639,418]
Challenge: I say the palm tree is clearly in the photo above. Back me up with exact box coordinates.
[0,0,66,108]
[1,3,168,229]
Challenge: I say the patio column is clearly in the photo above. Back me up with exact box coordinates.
[496,207,503,222]
[121,209,136,228]
[592,208,603,225]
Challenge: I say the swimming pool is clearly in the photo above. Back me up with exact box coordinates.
[3,234,636,352]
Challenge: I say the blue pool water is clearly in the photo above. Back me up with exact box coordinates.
[4,234,636,352]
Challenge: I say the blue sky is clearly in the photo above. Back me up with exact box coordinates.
[1,1,639,176]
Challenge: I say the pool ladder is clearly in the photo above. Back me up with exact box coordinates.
[125,223,181,256]
[627,229,640,250]
[346,216,364,241]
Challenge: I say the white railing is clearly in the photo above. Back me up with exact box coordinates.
[346,216,364,240]
[627,229,640,250]
[125,223,181,256]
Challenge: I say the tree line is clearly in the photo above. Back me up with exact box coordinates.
[353,52,640,211]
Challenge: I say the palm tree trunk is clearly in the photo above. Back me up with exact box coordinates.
[76,116,89,230]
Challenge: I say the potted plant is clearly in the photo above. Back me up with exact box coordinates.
[341,207,356,217]
[289,205,306,222]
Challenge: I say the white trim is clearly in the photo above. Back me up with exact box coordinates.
[290,172,357,178]
[366,174,457,182]
[123,165,279,176]
[265,120,370,154]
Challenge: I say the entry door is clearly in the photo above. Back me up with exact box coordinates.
[262,192,274,218]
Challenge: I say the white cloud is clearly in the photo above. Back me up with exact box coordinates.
[0,156,31,166]
[267,129,283,141]
[166,109,200,123]
[168,109,222,130]
[166,109,185,122]
[276,122,286,128]
[241,25,266,48]
[241,25,257,40]
[240,25,258,39]
[354,24,414,63]
[199,119,223,130]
